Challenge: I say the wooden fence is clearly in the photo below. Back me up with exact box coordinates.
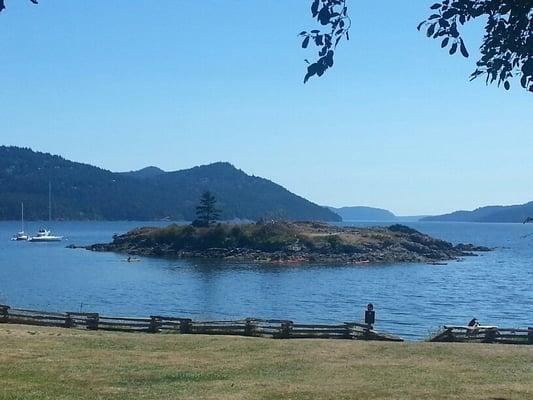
[0,304,402,342]
[429,326,533,345]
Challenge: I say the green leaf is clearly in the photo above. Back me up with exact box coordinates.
[427,23,436,37]
[521,75,528,88]
[449,42,457,55]
[459,40,469,58]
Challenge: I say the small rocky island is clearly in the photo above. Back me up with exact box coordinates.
[83,222,490,264]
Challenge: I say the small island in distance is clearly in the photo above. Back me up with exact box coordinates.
[84,221,490,265]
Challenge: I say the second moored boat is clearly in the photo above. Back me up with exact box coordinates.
[28,228,63,242]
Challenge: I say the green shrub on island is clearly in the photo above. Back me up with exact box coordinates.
[148,222,311,252]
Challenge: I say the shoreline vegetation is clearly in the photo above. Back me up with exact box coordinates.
[1,324,532,400]
[82,221,490,264]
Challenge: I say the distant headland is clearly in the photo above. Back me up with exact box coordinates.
[83,221,490,265]
[423,202,533,223]
[328,206,426,222]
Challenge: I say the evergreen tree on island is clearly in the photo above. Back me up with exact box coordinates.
[192,191,221,227]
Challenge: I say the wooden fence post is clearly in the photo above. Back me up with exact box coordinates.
[484,328,497,343]
[362,326,372,340]
[65,313,74,328]
[0,305,9,323]
[279,321,293,339]
[244,319,256,337]
[342,323,353,339]
[179,319,192,334]
[86,313,99,330]
[440,328,455,342]
[149,316,161,333]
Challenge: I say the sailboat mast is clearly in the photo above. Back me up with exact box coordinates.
[48,181,52,222]
[21,202,24,232]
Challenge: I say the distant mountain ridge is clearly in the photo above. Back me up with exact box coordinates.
[328,206,425,222]
[329,206,396,221]
[0,146,340,222]
[422,202,533,223]
[121,166,166,179]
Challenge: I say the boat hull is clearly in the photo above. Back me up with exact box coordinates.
[28,237,63,242]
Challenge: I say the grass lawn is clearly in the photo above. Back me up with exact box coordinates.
[0,324,532,400]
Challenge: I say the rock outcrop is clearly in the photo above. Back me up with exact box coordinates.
[82,222,490,265]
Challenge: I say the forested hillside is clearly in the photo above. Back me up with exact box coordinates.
[0,147,340,222]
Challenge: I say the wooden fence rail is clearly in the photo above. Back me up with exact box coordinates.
[429,325,533,345]
[2,304,531,344]
[0,304,402,342]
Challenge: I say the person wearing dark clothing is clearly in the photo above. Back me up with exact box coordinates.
[468,318,479,328]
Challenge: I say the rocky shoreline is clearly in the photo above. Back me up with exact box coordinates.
[80,222,490,265]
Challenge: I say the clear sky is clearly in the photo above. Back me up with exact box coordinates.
[1,1,531,215]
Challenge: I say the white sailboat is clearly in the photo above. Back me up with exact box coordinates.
[11,202,29,241]
[29,182,63,242]
[29,228,63,242]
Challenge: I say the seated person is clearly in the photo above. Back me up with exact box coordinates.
[468,318,479,328]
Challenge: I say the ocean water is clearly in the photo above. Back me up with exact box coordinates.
[0,220,531,340]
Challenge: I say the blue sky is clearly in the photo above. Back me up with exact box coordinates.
[1,1,531,215]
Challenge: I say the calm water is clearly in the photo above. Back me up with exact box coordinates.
[0,221,531,340]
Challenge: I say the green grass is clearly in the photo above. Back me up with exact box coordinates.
[1,324,532,399]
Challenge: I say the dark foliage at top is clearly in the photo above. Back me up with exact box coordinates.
[300,0,351,83]
[0,0,37,13]
[0,146,341,222]
[420,1,533,92]
[3,1,531,92]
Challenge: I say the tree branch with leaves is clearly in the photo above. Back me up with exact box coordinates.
[2,0,532,93]
[300,0,351,83]
[419,0,533,92]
